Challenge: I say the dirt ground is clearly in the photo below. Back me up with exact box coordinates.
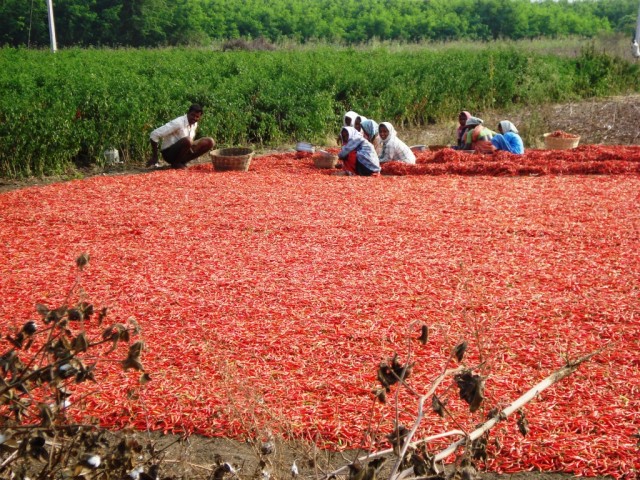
[3,97,637,479]
[110,429,612,480]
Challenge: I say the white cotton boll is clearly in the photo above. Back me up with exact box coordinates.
[291,460,299,477]
[85,455,101,468]
[129,466,144,479]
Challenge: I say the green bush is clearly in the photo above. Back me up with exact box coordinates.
[0,45,638,178]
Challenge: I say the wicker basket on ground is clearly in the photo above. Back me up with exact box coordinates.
[313,150,338,169]
[210,147,254,171]
[543,133,580,150]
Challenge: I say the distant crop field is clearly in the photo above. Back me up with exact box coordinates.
[1,44,639,178]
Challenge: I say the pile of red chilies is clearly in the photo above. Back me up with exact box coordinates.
[0,149,638,478]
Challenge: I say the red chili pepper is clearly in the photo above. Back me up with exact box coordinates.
[0,151,638,477]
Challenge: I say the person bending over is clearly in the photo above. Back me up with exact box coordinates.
[148,104,215,169]
[491,121,524,154]
[463,117,496,154]
[337,126,381,176]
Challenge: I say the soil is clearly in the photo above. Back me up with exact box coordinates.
[54,429,611,480]
[89,429,613,480]
[3,96,636,479]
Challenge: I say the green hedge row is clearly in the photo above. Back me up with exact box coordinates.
[1,46,638,177]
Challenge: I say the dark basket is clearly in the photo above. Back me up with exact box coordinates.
[210,148,254,171]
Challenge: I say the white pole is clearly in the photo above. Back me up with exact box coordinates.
[632,1,640,58]
[635,0,640,42]
[46,0,57,53]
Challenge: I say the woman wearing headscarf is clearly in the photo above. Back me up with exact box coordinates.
[378,122,416,164]
[455,111,472,149]
[337,126,381,176]
[354,114,368,133]
[343,111,359,127]
[491,121,524,154]
[360,119,383,155]
[463,117,496,154]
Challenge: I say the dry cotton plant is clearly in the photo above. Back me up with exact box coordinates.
[324,315,604,480]
[0,253,159,479]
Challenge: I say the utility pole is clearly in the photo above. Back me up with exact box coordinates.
[46,0,58,52]
[632,0,640,58]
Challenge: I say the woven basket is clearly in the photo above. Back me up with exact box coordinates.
[543,133,580,150]
[210,147,253,171]
[313,151,338,169]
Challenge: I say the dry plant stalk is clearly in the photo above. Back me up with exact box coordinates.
[326,333,603,480]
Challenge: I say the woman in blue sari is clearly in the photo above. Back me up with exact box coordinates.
[491,121,524,154]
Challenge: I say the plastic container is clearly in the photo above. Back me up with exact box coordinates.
[103,148,121,165]
[295,142,315,153]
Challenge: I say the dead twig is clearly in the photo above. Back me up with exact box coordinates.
[392,349,604,480]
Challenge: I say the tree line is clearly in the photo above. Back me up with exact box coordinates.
[2,0,639,48]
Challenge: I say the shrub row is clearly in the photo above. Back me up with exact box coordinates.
[0,45,638,177]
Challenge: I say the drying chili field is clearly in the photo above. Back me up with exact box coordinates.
[1,149,639,478]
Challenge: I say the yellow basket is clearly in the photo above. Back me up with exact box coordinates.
[313,151,338,169]
[210,148,254,171]
[543,133,580,150]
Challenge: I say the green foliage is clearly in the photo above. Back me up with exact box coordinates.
[0,45,639,178]
[1,0,639,47]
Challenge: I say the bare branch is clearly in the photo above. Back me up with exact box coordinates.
[391,350,603,480]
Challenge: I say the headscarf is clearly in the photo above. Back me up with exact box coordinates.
[341,126,363,143]
[457,111,472,144]
[338,126,380,174]
[344,111,358,127]
[378,121,415,164]
[465,117,483,127]
[360,119,379,140]
[498,120,518,134]
[379,122,397,144]
[492,120,524,154]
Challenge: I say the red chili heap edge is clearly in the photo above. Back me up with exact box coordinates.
[0,151,639,479]
[381,145,640,176]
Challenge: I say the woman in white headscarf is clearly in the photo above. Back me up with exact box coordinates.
[337,126,381,176]
[491,121,524,154]
[354,114,368,133]
[343,111,359,127]
[378,122,416,164]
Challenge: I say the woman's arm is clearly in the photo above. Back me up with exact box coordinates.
[338,137,363,159]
